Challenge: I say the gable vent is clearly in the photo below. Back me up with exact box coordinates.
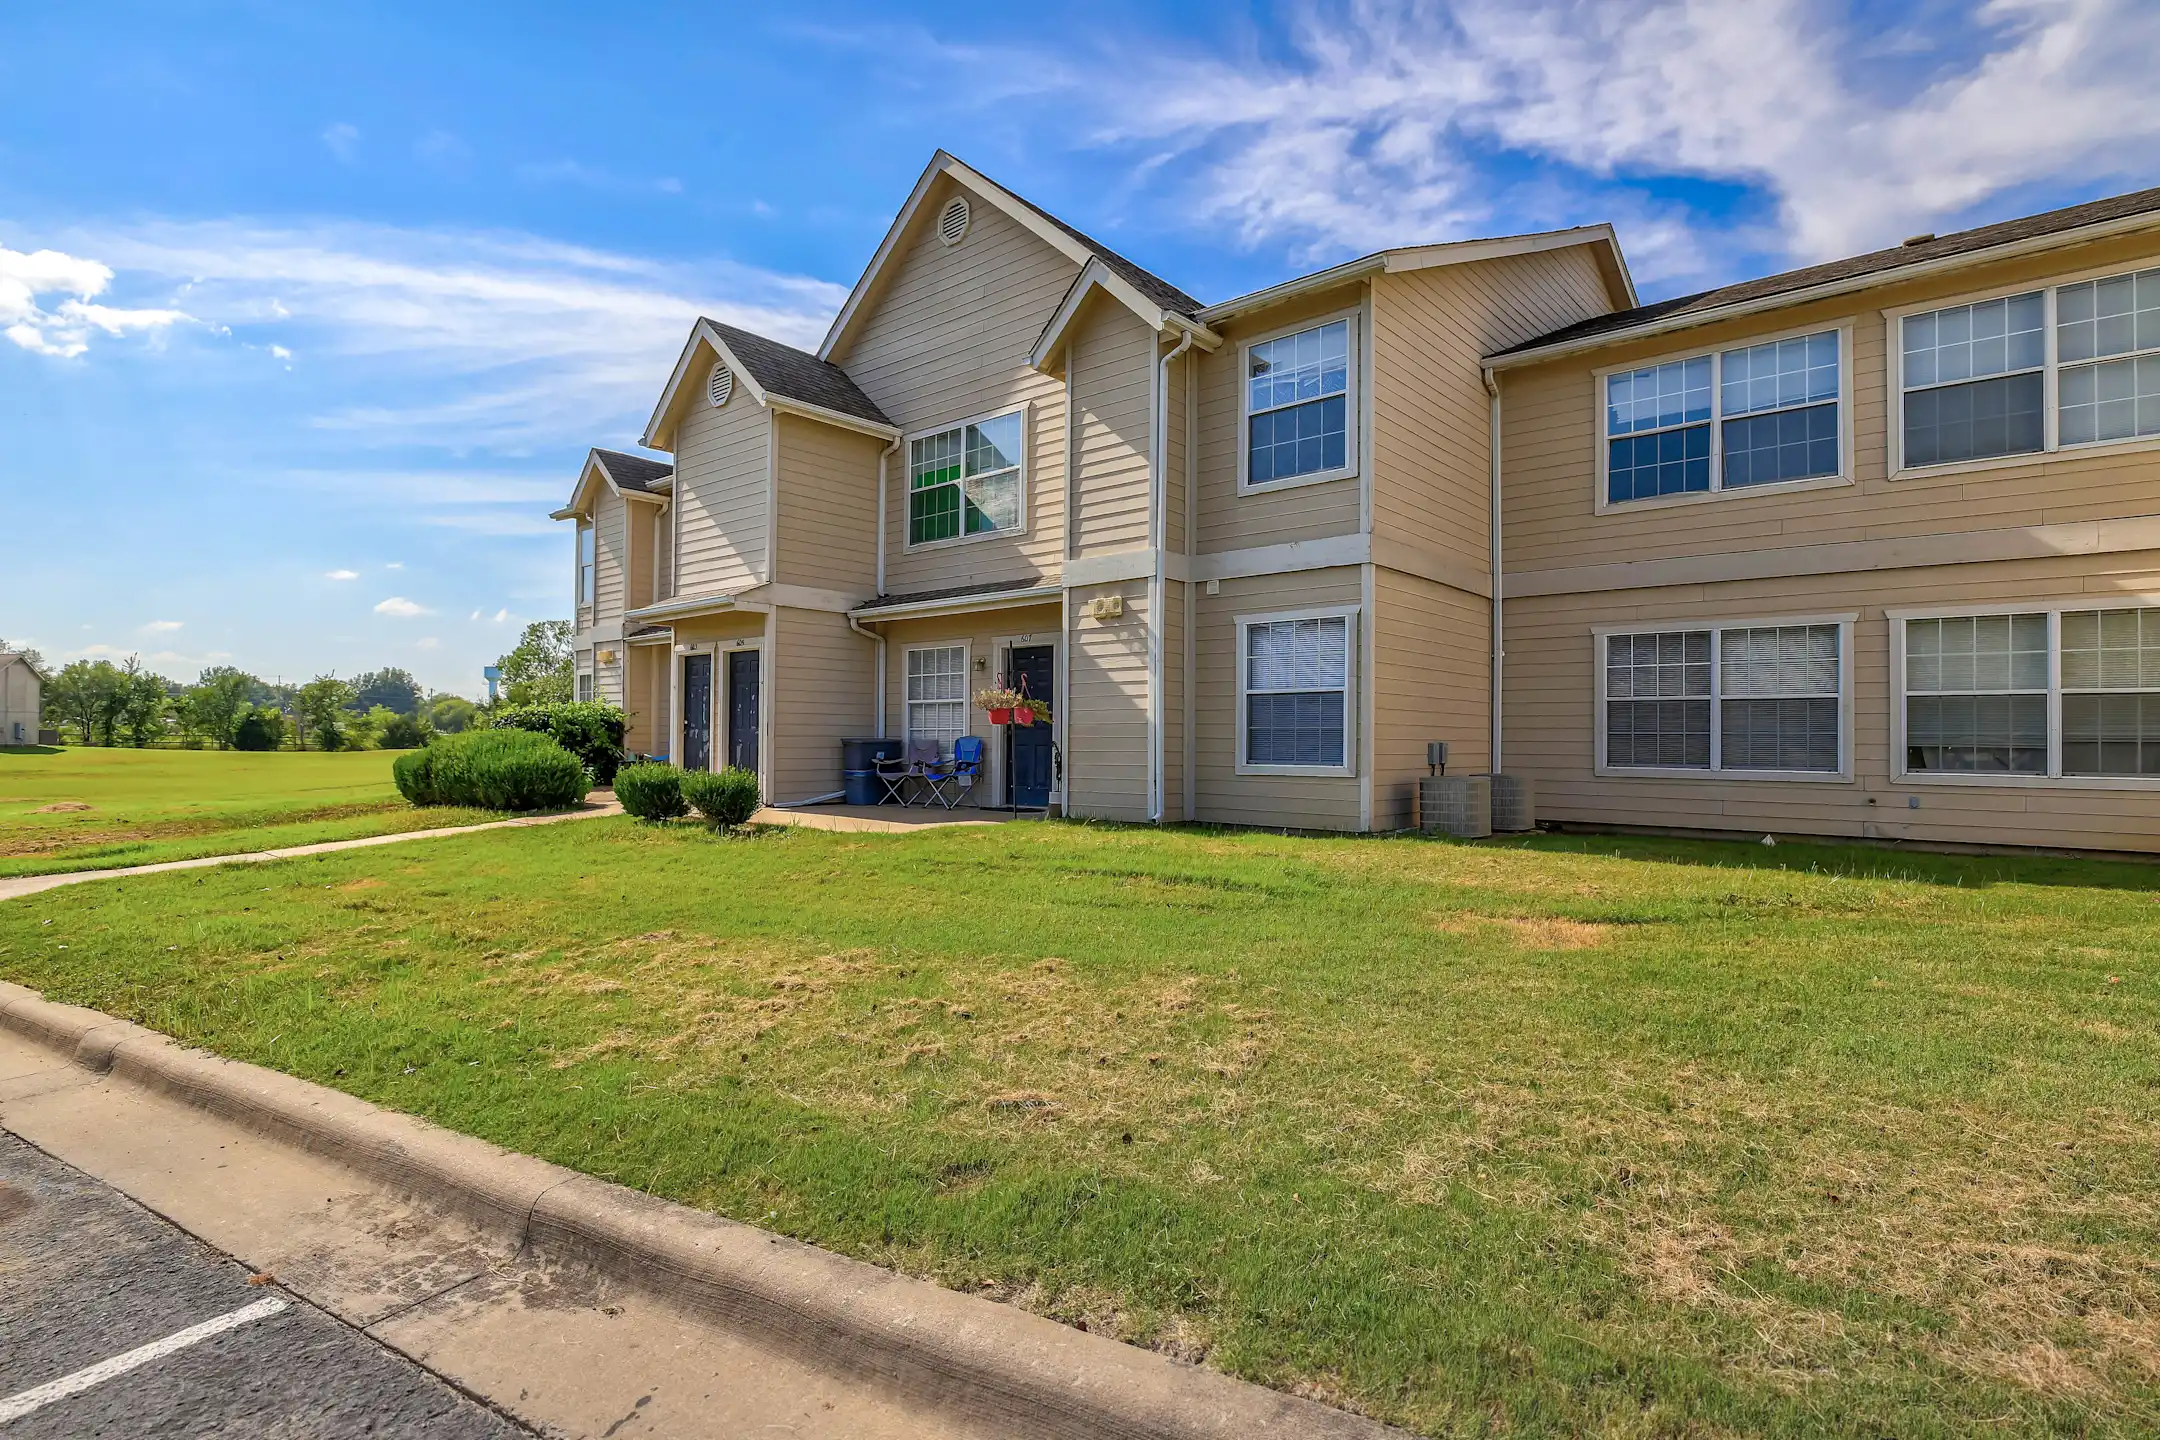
[936,195,971,247]
[707,362,734,408]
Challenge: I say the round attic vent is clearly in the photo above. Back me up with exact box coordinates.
[707,362,734,408]
[936,195,971,247]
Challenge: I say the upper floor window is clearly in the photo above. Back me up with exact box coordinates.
[908,410,1022,546]
[1602,329,1843,506]
[1896,266,2160,471]
[577,524,595,608]
[1243,317,1355,490]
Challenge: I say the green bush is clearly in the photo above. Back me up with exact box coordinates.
[483,701,627,783]
[231,707,288,752]
[613,762,688,821]
[378,712,426,749]
[397,730,587,811]
[684,766,761,827]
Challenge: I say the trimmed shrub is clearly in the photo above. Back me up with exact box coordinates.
[684,766,761,827]
[398,729,587,811]
[378,712,426,749]
[392,745,439,805]
[483,701,627,783]
[613,762,688,821]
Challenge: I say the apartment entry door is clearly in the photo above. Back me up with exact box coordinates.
[1007,644,1054,808]
[681,653,713,772]
[725,649,760,774]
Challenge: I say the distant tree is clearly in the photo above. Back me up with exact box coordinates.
[350,667,423,716]
[495,621,573,707]
[182,666,256,749]
[0,638,46,674]
[116,658,173,747]
[377,710,425,748]
[425,693,477,734]
[47,660,122,745]
[232,706,290,752]
[295,675,356,751]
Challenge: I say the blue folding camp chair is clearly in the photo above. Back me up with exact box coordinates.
[923,736,985,810]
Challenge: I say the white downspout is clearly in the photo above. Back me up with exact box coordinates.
[863,435,900,740]
[1483,366,1504,774]
[1150,326,1198,823]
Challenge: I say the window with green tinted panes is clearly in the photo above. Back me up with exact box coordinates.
[909,411,1023,544]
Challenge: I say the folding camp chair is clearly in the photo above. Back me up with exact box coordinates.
[922,736,985,810]
[877,739,941,806]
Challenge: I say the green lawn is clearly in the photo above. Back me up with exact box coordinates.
[3,817,2157,1436]
[0,746,502,875]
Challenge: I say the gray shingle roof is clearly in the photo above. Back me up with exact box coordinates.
[705,320,893,428]
[857,577,1054,612]
[1496,184,2160,359]
[592,448,672,492]
[968,159,1205,318]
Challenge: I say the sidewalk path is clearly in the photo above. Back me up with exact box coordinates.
[0,800,621,903]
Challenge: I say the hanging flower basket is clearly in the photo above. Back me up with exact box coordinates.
[975,685,1022,726]
[1013,704,1035,726]
[988,707,1013,725]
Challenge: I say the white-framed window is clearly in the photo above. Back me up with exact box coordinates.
[1599,325,1848,508]
[906,409,1024,547]
[577,523,595,608]
[1595,616,1853,779]
[904,644,969,756]
[1892,264,2160,474]
[1235,608,1358,775]
[1893,601,2160,784]
[1240,314,1357,491]
[575,649,595,703]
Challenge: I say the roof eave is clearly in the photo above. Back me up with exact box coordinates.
[766,395,900,441]
[640,319,775,450]
[1029,261,1222,371]
[1487,208,2160,371]
[851,584,1064,622]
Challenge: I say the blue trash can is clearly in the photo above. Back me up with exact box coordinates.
[841,737,901,805]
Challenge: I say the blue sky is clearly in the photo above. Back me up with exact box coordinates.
[4,0,2156,696]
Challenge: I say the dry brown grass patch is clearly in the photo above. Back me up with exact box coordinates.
[1430,912,1612,950]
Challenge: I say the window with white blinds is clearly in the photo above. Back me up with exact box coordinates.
[1239,612,1355,772]
[1600,620,1847,776]
[904,645,969,757]
[1901,605,2160,780]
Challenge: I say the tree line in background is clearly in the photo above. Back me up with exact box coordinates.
[2,621,577,751]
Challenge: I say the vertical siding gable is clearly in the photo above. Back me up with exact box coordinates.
[774,415,882,593]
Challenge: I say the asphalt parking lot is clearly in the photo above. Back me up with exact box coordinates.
[0,1128,532,1438]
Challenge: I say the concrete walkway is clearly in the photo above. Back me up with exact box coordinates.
[751,803,1027,834]
[0,800,621,903]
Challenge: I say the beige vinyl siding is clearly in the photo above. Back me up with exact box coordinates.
[1371,247,1614,574]
[1192,567,1365,830]
[770,606,877,804]
[1070,295,1156,557]
[773,415,882,594]
[878,602,1064,807]
[626,644,668,756]
[656,500,674,601]
[1193,283,1366,554]
[839,177,1073,596]
[1504,549,2160,853]
[1067,580,1152,820]
[1161,578,1186,820]
[673,380,770,595]
[1164,347,1189,555]
[1371,567,1493,829]
[592,494,628,628]
[596,646,625,709]
[1501,230,2160,578]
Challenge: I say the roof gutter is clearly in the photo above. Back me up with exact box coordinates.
[765,396,900,442]
[1488,208,2160,370]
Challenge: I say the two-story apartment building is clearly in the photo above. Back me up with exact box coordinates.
[555,152,2160,851]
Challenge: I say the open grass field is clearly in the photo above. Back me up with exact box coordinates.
[3,817,2157,1436]
[0,746,503,876]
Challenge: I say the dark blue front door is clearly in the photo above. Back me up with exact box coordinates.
[1007,645,1054,808]
[682,654,712,772]
[726,649,760,774]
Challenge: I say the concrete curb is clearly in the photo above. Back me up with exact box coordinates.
[0,981,1399,1440]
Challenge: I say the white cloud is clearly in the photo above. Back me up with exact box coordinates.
[322,122,361,163]
[385,561,403,569]
[415,636,441,650]
[140,620,183,633]
[47,218,846,444]
[374,596,429,617]
[0,244,191,357]
[1047,0,2160,278]
[325,568,359,580]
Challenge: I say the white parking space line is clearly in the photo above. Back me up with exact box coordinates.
[0,1296,290,1425]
